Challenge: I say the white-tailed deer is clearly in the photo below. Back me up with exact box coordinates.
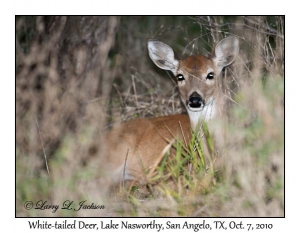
[104,36,239,186]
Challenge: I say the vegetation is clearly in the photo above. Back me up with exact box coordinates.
[16,16,284,217]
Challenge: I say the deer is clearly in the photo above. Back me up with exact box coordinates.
[103,36,239,189]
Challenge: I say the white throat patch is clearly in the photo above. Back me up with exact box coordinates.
[186,97,216,130]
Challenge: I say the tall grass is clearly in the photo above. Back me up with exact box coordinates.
[16,16,284,217]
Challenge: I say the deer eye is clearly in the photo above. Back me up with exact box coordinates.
[176,74,185,82]
[206,72,214,80]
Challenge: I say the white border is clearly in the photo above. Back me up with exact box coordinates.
[1,1,295,232]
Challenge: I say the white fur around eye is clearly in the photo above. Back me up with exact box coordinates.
[177,80,185,86]
[176,74,185,86]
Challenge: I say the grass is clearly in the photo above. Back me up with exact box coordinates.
[106,75,283,217]
[16,16,284,217]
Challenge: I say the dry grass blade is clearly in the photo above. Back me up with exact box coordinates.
[35,117,50,179]
[146,139,175,181]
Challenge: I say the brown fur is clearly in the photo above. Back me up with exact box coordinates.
[104,114,191,183]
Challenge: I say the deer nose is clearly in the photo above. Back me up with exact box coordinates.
[188,92,203,108]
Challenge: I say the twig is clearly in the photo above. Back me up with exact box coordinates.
[179,121,187,148]
[122,149,129,188]
[35,117,50,179]
[146,139,175,181]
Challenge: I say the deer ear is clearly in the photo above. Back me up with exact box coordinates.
[148,40,179,74]
[213,36,239,69]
